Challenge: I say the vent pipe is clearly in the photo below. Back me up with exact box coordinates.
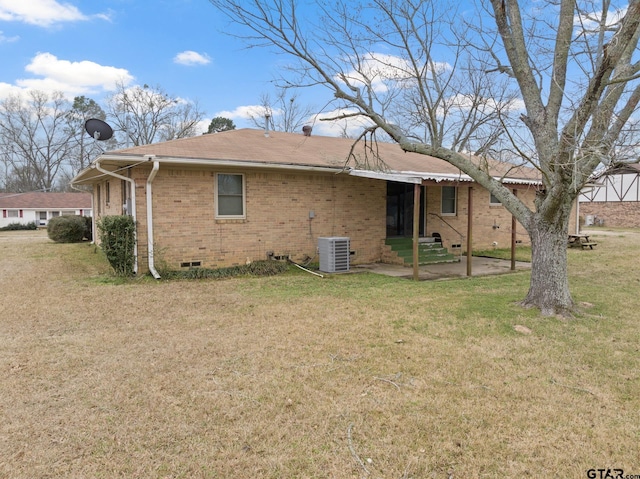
[264,114,271,137]
[302,125,312,136]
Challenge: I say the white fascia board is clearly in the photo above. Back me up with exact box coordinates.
[350,168,541,186]
[106,154,347,173]
[71,154,348,185]
[348,169,423,184]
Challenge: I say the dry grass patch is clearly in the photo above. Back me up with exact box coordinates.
[1,229,639,478]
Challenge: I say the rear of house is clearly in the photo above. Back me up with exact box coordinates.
[73,129,542,275]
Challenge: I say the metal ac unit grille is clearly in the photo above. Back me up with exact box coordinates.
[318,237,350,273]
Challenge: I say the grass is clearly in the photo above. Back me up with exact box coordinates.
[472,245,532,262]
[1,228,639,478]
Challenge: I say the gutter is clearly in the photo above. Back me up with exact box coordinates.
[86,154,348,174]
[146,159,161,279]
[93,160,139,275]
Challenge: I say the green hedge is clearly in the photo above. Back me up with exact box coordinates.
[47,216,88,243]
[97,215,136,277]
[162,260,289,280]
[0,221,37,231]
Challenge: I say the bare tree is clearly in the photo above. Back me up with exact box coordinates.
[210,0,640,315]
[105,83,205,146]
[0,90,76,192]
[248,88,315,132]
[65,96,115,174]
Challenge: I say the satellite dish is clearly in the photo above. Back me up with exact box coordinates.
[85,118,113,141]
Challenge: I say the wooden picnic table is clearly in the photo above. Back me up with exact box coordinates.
[568,233,597,249]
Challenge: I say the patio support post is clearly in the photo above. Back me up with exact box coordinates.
[412,182,421,281]
[511,189,517,271]
[467,186,473,277]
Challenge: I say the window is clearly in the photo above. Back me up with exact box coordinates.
[105,181,111,204]
[441,186,457,215]
[7,210,19,218]
[490,192,501,205]
[216,173,245,218]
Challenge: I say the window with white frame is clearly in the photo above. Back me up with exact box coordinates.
[441,186,457,215]
[7,210,19,218]
[490,191,502,205]
[216,173,245,218]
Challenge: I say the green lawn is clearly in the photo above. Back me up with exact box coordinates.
[0,228,638,478]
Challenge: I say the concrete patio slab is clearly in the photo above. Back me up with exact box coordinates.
[350,255,531,281]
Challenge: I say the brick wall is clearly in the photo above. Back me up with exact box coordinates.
[131,166,387,272]
[92,165,549,274]
[579,201,640,228]
[424,185,538,252]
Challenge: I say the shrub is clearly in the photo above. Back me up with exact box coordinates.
[97,215,136,277]
[0,221,37,231]
[162,260,289,280]
[47,216,87,243]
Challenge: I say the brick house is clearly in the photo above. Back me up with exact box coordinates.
[0,192,92,228]
[579,162,640,227]
[72,128,542,276]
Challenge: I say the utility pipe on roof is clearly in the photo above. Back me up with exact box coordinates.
[146,159,161,279]
[93,160,138,275]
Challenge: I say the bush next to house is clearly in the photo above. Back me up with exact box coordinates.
[47,216,89,243]
[97,215,136,277]
[0,222,37,231]
[162,260,290,280]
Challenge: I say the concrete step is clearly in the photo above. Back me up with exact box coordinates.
[385,238,459,266]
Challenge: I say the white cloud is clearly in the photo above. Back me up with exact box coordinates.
[0,52,133,99]
[574,6,627,34]
[0,81,25,98]
[0,30,19,43]
[174,50,211,66]
[0,0,94,27]
[340,53,450,93]
[215,105,268,120]
[307,109,374,137]
[442,93,525,113]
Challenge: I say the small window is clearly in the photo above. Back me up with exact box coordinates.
[216,173,245,218]
[7,210,19,218]
[441,186,457,215]
[105,181,111,204]
[490,192,502,205]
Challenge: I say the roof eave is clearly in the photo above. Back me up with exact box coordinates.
[349,169,541,186]
[71,153,348,185]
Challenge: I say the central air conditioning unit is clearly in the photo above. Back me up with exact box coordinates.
[318,237,350,273]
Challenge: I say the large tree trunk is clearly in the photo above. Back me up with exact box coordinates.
[522,214,574,316]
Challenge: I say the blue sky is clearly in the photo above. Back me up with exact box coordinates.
[0,0,331,132]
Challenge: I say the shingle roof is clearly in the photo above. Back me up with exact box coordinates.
[0,192,92,209]
[74,128,540,184]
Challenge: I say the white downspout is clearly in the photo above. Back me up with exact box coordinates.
[146,159,161,279]
[93,160,138,275]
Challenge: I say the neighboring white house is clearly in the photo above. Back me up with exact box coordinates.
[579,162,640,227]
[0,192,92,228]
